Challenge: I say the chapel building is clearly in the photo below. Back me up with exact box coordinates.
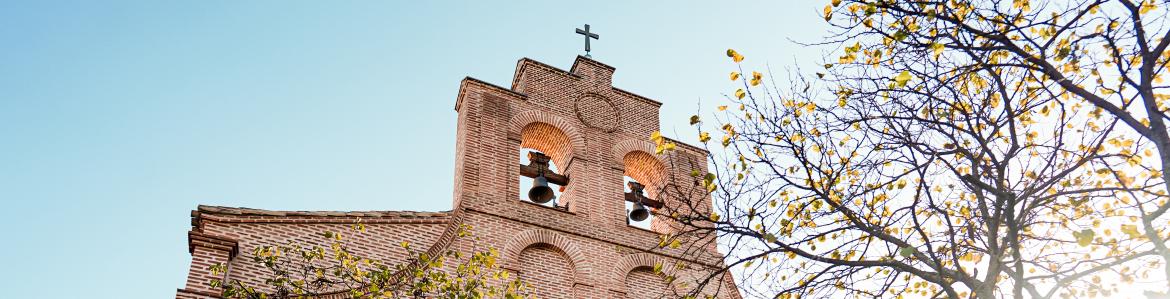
[176,56,742,299]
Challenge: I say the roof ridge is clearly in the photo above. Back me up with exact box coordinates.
[197,205,452,218]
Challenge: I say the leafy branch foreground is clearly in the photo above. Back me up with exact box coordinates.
[209,223,530,299]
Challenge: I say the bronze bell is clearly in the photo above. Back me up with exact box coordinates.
[629,199,650,222]
[528,174,555,204]
[627,181,651,222]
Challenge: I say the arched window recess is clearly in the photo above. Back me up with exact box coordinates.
[521,151,571,209]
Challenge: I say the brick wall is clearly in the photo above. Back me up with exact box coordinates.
[175,207,452,297]
[177,56,740,299]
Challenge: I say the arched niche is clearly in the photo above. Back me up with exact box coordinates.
[612,253,679,298]
[624,267,671,299]
[517,244,576,299]
[500,229,594,285]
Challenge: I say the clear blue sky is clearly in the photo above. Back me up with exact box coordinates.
[0,1,825,297]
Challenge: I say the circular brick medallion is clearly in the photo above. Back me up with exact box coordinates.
[574,94,619,132]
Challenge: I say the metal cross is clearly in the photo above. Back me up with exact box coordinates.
[575,24,599,57]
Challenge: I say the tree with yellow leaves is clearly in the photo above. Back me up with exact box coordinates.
[656,2,1170,297]
[819,0,1170,297]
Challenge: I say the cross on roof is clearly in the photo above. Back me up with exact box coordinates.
[575,24,599,57]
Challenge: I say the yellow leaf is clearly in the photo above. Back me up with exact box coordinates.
[1074,229,1095,247]
[727,49,744,63]
[929,42,944,58]
[730,71,740,81]
[699,132,711,142]
[750,71,763,86]
[823,5,833,21]
[735,89,746,99]
[894,70,913,87]
[1012,0,1031,11]
[1140,1,1157,14]
[1121,224,1144,239]
[832,0,842,6]
[718,105,728,111]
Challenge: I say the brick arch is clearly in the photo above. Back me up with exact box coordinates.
[520,122,575,171]
[509,110,587,164]
[611,139,659,167]
[500,229,594,284]
[623,151,668,197]
[612,253,678,292]
[613,139,670,198]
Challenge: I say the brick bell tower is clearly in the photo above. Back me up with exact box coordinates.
[449,56,740,299]
[175,55,741,299]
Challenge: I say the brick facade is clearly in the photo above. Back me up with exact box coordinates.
[176,56,741,299]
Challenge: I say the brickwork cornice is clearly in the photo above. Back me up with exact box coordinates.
[175,287,223,298]
[512,57,583,91]
[572,55,662,108]
[569,55,616,72]
[611,87,663,107]
[192,205,451,227]
[511,56,664,108]
[187,230,238,259]
[663,136,709,156]
[456,76,527,112]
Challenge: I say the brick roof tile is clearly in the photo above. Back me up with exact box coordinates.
[196,205,452,219]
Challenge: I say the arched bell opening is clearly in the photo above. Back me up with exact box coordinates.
[623,176,654,229]
[520,148,565,207]
[623,151,667,231]
[518,122,575,210]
